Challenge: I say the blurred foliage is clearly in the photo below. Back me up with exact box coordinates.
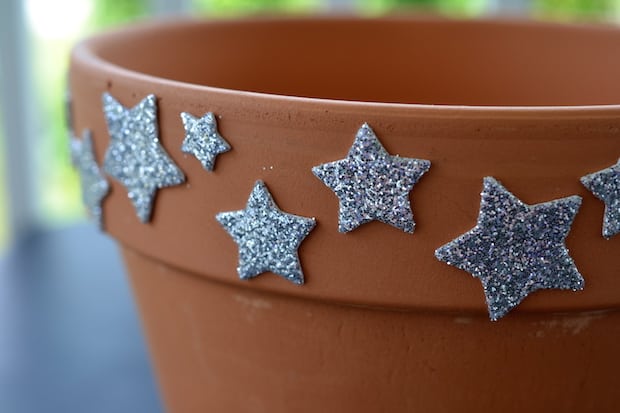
[89,0,148,27]
[534,0,619,20]
[194,0,489,16]
[359,0,487,15]
[194,0,319,15]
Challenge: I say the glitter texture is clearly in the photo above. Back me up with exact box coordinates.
[181,111,231,171]
[65,90,73,135]
[102,93,185,223]
[580,159,620,239]
[312,123,431,233]
[216,181,316,285]
[70,130,110,228]
[435,177,584,321]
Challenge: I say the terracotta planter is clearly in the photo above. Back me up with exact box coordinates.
[69,17,620,412]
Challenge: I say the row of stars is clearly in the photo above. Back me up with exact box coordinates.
[70,93,619,320]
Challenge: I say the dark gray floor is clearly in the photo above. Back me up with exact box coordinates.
[0,224,163,413]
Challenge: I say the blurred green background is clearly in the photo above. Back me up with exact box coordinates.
[1,0,619,251]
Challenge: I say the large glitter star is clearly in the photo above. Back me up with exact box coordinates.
[70,130,110,228]
[102,93,185,223]
[312,123,431,233]
[435,177,584,321]
[216,181,316,285]
[581,159,620,239]
[180,112,231,171]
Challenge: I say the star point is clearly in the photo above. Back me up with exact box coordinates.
[435,177,584,321]
[70,129,110,228]
[180,111,231,171]
[102,93,185,223]
[312,123,430,233]
[581,159,620,239]
[216,181,316,285]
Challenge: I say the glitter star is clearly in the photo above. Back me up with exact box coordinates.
[435,177,584,321]
[180,112,231,171]
[70,130,110,228]
[216,181,316,285]
[581,159,620,239]
[312,123,431,233]
[102,93,185,223]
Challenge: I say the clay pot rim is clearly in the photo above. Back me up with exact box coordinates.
[69,15,620,316]
[72,15,620,119]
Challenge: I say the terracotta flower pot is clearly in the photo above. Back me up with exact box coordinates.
[69,17,620,412]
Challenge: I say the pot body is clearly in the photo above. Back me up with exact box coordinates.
[69,17,620,413]
[124,247,619,413]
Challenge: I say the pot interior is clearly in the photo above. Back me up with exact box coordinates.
[94,18,620,106]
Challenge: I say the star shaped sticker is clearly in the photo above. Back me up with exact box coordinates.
[435,177,584,321]
[180,112,231,171]
[216,181,316,285]
[312,123,431,233]
[102,93,185,223]
[581,159,620,239]
[70,130,110,228]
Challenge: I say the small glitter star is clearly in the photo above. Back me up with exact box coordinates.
[180,112,231,171]
[70,130,110,228]
[216,181,316,285]
[312,123,431,233]
[435,177,584,321]
[581,159,620,239]
[102,93,185,223]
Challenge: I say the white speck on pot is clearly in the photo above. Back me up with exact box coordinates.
[533,310,608,336]
[234,294,272,310]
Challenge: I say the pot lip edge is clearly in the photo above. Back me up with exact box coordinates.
[118,242,620,317]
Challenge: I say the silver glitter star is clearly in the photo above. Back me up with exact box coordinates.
[581,159,620,239]
[102,93,185,223]
[180,112,231,171]
[70,130,110,228]
[312,123,431,233]
[435,177,584,321]
[216,181,316,285]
